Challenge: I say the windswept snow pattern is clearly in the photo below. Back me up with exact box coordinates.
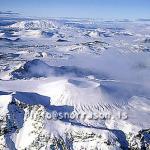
[0,13,150,150]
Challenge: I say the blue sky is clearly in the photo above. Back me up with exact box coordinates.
[0,0,150,19]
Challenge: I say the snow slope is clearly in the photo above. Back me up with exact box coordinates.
[0,15,150,149]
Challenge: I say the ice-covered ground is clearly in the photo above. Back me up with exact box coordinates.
[0,13,150,149]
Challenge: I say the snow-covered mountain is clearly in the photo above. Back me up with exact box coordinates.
[0,14,150,150]
[9,20,59,30]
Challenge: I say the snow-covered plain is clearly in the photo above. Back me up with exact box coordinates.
[0,13,150,149]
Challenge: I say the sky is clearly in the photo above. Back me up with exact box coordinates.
[0,0,150,19]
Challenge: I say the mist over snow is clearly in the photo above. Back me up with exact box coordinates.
[0,12,150,149]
